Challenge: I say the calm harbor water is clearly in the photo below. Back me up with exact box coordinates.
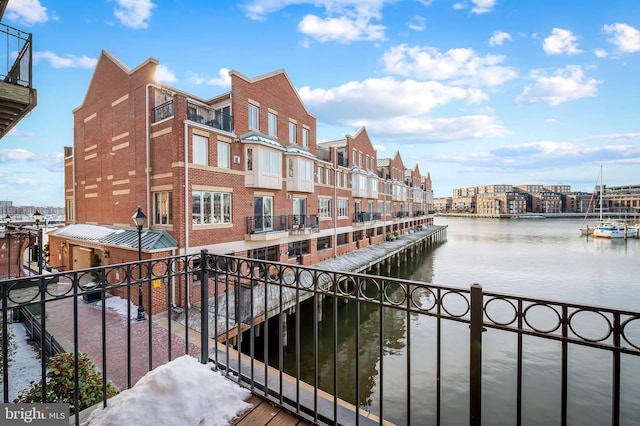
[260,217,640,425]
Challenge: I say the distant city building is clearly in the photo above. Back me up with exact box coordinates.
[447,183,640,215]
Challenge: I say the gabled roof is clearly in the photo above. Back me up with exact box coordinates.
[49,224,178,252]
[229,69,316,119]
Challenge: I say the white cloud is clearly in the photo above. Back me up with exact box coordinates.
[6,0,48,25]
[408,16,426,32]
[298,13,386,43]
[0,148,36,162]
[241,1,388,42]
[543,28,582,55]
[373,144,386,151]
[0,149,63,173]
[187,69,231,88]
[594,49,608,58]
[205,68,232,88]
[113,0,156,29]
[298,77,508,142]
[380,44,517,87]
[366,115,511,142]
[154,64,176,83]
[471,0,496,14]
[488,30,512,47]
[453,3,465,10]
[33,51,97,69]
[602,23,640,53]
[299,77,482,122]
[515,65,600,106]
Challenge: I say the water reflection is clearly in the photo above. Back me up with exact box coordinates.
[243,218,640,425]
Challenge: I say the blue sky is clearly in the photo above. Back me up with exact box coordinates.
[1,0,639,206]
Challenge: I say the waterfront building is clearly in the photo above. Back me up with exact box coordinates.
[565,192,593,214]
[530,191,562,214]
[476,191,527,216]
[433,197,452,213]
[50,50,433,312]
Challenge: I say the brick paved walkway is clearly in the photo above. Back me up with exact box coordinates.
[44,281,200,391]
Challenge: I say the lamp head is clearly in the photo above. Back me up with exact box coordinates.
[132,206,147,229]
[33,210,42,224]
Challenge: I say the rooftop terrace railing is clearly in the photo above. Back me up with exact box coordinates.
[0,23,32,88]
[2,252,639,425]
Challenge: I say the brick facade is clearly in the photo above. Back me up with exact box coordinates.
[62,51,434,313]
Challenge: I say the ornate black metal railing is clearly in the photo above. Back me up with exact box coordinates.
[152,100,174,122]
[1,252,639,425]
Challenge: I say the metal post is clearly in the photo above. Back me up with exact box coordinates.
[199,249,209,364]
[133,206,147,321]
[470,283,483,426]
[37,228,42,276]
[137,226,145,320]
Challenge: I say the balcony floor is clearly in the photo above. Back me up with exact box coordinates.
[233,394,312,425]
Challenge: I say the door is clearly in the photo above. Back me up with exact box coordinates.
[293,198,306,227]
[254,196,273,232]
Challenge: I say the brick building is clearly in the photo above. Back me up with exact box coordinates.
[48,51,434,313]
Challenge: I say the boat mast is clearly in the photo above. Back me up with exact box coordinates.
[599,165,603,222]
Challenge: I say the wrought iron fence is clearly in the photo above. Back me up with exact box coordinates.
[1,253,639,425]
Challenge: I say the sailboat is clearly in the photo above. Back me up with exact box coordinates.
[586,166,638,239]
[579,167,602,236]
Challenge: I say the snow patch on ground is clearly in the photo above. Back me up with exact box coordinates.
[83,355,252,426]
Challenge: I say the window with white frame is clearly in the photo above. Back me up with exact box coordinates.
[217,142,230,168]
[336,171,342,187]
[268,112,277,137]
[326,168,331,185]
[318,198,331,218]
[301,159,313,180]
[338,199,348,217]
[193,134,208,165]
[192,191,232,225]
[248,104,259,130]
[317,166,323,183]
[262,149,279,174]
[153,191,172,225]
[289,121,297,144]
[302,127,309,148]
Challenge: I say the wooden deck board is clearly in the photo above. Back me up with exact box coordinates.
[232,394,312,426]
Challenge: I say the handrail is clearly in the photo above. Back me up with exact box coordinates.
[1,248,638,425]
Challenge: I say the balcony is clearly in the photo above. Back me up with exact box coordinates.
[288,214,319,234]
[186,101,232,132]
[352,211,380,225]
[245,215,288,241]
[0,23,37,139]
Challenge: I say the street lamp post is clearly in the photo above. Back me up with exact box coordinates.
[4,215,10,278]
[33,210,43,275]
[132,206,147,321]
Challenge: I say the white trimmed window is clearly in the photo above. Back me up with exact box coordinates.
[248,104,259,130]
[268,112,277,137]
[317,166,323,184]
[193,135,208,165]
[302,127,309,148]
[319,198,331,218]
[153,191,173,225]
[263,150,279,174]
[192,191,232,225]
[217,142,230,168]
[338,199,348,217]
[289,121,297,144]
